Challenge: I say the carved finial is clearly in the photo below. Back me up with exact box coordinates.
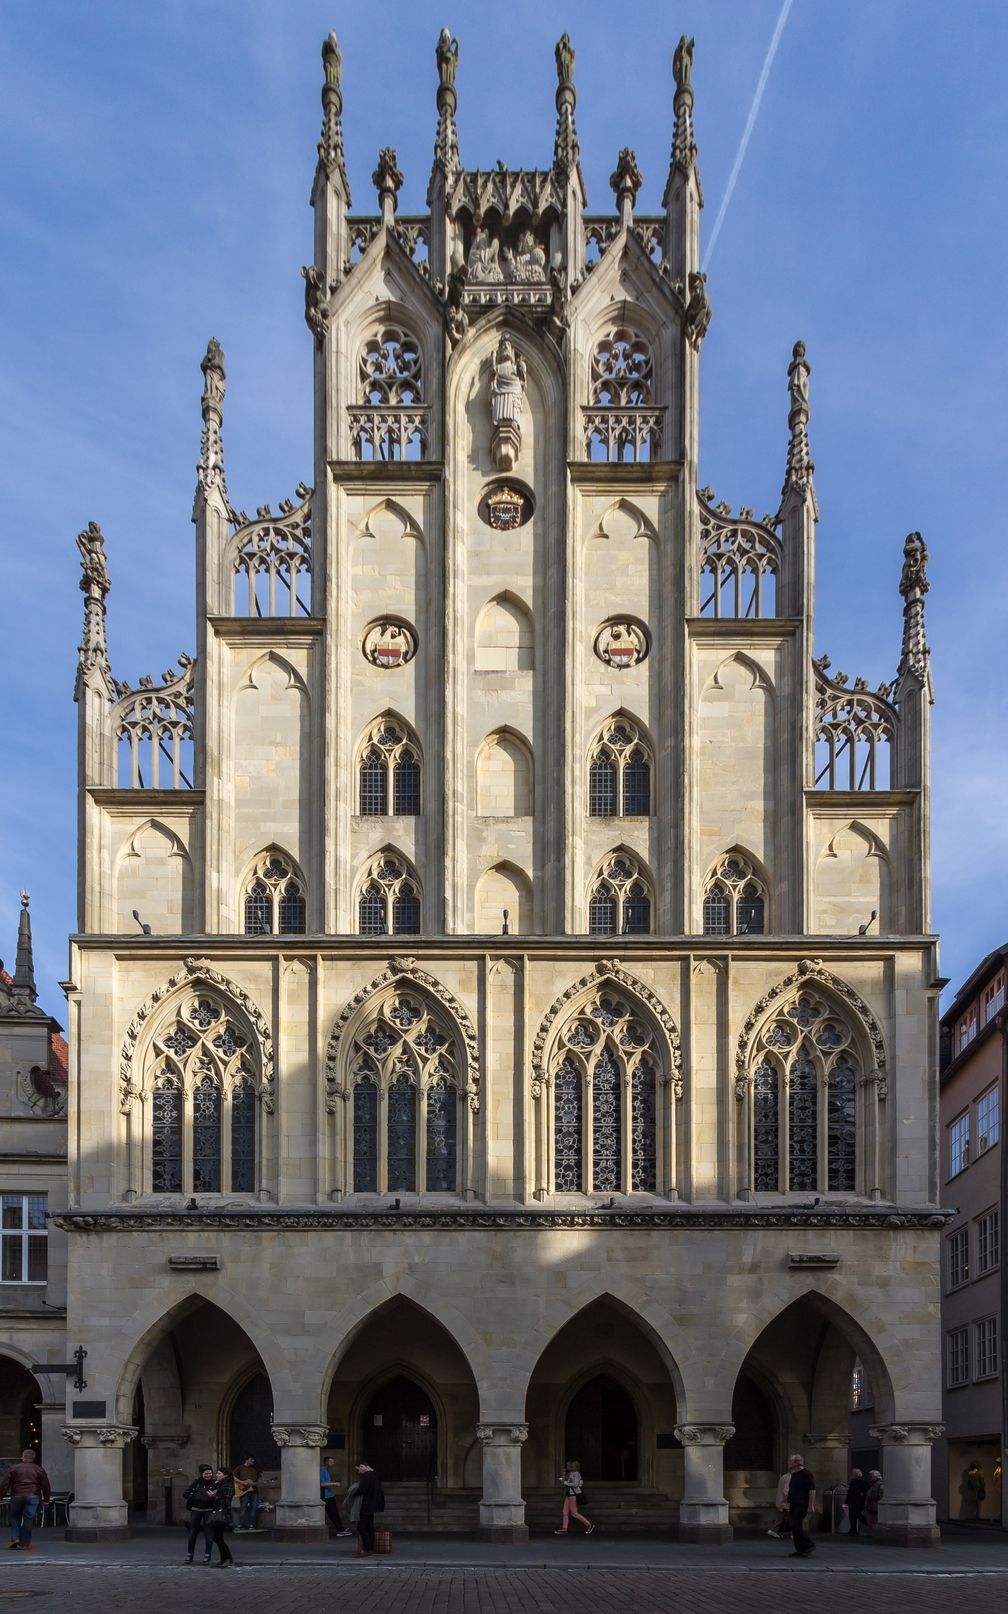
[318,32,350,200]
[610,148,643,225]
[430,30,461,192]
[670,36,697,179]
[781,339,817,510]
[197,338,228,499]
[897,531,930,682]
[12,889,37,1001]
[673,34,694,94]
[552,34,581,183]
[75,521,112,687]
[373,146,404,225]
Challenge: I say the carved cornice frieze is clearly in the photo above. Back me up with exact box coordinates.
[52,1207,950,1233]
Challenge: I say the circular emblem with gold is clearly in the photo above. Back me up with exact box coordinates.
[593,619,649,669]
[362,619,417,669]
[478,480,534,530]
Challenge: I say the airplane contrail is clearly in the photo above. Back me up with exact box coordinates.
[702,0,795,272]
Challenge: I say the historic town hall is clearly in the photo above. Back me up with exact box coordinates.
[30,31,944,1541]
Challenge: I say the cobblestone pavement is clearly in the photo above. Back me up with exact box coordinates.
[2,1562,1008,1614]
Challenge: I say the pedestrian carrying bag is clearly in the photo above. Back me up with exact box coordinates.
[373,1528,393,1554]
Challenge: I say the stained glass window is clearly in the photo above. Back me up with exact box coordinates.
[152,1080,183,1194]
[753,1061,779,1191]
[737,884,764,935]
[425,1078,457,1191]
[589,756,617,817]
[623,750,650,816]
[244,881,272,936]
[387,1077,417,1192]
[359,750,388,815]
[827,1057,856,1191]
[788,1051,818,1191]
[631,1058,657,1192]
[359,884,387,935]
[588,885,618,935]
[592,1049,621,1192]
[191,1076,222,1192]
[623,883,651,934]
[353,1076,378,1192]
[393,752,421,815]
[392,884,421,935]
[231,1078,257,1193]
[703,886,730,936]
[278,880,306,934]
[554,1059,583,1191]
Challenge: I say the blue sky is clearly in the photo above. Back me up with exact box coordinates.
[1,0,1005,1015]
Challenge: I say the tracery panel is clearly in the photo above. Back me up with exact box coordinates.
[145,991,261,1197]
[548,990,664,1195]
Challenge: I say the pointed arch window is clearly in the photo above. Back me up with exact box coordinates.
[548,991,664,1195]
[585,328,662,462]
[587,852,653,936]
[744,990,866,1195]
[147,993,261,1196]
[357,719,422,817]
[242,852,306,936]
[588,718,652,818]
[352,326,428,461]
[702,853,767,936]
[356,853,422,937]
[346,995,465,1195]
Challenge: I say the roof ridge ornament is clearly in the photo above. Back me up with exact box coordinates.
[552,33,582,187]
[430,28,461,192]
[197,337,228,502]
[75,520,113,692]
[610,148,643,227]
[318,32,350,200]
[897,531,930,684]
[12,889,37,1001]
[373,147,404,225]
[781,339,818,515]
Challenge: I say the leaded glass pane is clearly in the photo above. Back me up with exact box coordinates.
[592,1048,621,1192]
[393,752,421,815]
[554,1059,583,1192]
[788,1052,818,1192]
[631,1058,657,1192]
[152,1080,183,1193]
[278,880,306,934]
[703,886,730,936]
[392,884,421,934]
[192,1076,222,1193]
[622,751,651,816]
[387,1078,417,1192]
[359,884,387,935]
[623,883,651,934]
[244,881,272,936]
[737,884,764,935]
[753,1061,779,1192]
[425,1078,457,1191]
[588,756,617,817]
[588,885,617,935]
[353,1079,378,1192]
[359,751,388,815]
[231,1078,256,1193]
[827,1057,857,1192]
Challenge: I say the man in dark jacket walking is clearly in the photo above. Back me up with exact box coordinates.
[0,1449,52,1550]
[845,1467,869,1536]
[784,1452,817,1557]
[353,1461,381,1557]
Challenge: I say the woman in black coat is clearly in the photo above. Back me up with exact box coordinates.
[183,1465,217,1563]
[207,1470,235,1565]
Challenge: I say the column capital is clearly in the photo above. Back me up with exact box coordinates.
[803,1431,849,1447]
[63,1423,137,1449]
[271,1423,328,1448]
[476,1423,528,1445]
[674,1423,735,1446]
[869,1422,944,1446]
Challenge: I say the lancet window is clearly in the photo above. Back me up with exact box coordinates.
[585,327,662,462]
[549,991,661,1194]
[242,851,307,936]
[231,491,312,616]
[746,991,863,1195]
[814,680,895,791]
[699,510,779,619]
[357,853,422,937]
[587,852,652,936]
[588,718,652,818]
[358,719,422,817]
[351,326,428,461]
[347,995,463,1194]
[148,992,260,1196]
[702,853,767,936]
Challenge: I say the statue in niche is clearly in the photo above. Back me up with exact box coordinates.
[468,227,503,283]
[503,229,547,284]
[489,335,527,471]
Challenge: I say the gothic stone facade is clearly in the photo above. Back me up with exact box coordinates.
[61,32,943,1542]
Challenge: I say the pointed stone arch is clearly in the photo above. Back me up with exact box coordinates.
[590,497,658,546]
[475,727,533,815]
[355,496,425,548]
[474,862,533,933]
[475,592,534,671]
[237,648,309,697]
[702,650,773,697]
[113,819,195,934]
[733,957,887,1098]
[531,959,682,1099]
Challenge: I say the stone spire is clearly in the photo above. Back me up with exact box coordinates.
[781,340,817,508]
[664,35,699,201]
[76,520,112,685]
[430,29,460,187]
[610,148,643,228]
[12,891,37,1001]
[197,338,228,499]
[552,34,581,182]
[318,32,350,200]
[373,147,404,227]
[897,531,930,681]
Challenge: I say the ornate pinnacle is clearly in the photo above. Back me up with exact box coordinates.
[12,890,37,1001]
[318,32,350,199]
[552,34,581,183]
[197,338,228,499]
[76,520,111,684]
[898,531,930,682]
[671,35,697,174]
[781,340,817,509]
[373,146,404,223]
[610,148,643,222]
[430,30,460,193]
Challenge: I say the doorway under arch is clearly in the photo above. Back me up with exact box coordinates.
[564,1373,638,1481]
[0,1355,42,1460]
[228,1371,281,1471]
[361,1374,438,1481]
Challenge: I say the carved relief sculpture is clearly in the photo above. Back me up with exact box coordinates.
[489,335,527,471]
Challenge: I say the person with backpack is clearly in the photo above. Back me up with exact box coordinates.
[353,1460,383,1556]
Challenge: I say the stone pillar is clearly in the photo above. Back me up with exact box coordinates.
[674,1423,734,1542]
[64,1424,136,1540]
[38,1404,74,1493]
[477,1422,529,1542]
[804,1432,850,1531]
[869,1422,943,1546]
[271,1424,328,1540]
[141,1434,190,1526]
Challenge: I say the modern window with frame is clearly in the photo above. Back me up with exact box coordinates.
[976,1084,1000,1152]
[949,1111,969,1177]
[0,1193,47,1283]
[976,1207,1000,1275]
[946,1326,970,1389]
[947,1227,969,1291]
[974,1315,998,1381]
